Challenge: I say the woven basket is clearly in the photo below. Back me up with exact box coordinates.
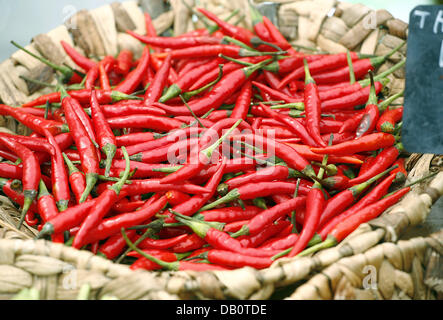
[0,0,441,300]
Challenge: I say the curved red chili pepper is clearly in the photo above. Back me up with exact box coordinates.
[115,46,150,94]
[376,106,403,133]
[60,40,96,71]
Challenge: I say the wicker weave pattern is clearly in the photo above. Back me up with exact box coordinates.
[0,0,441,300]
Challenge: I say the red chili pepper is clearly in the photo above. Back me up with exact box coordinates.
[320,80,386,112]
[304,187,410,256]
[128,30,222,48]
[312,43,404,85]
[84,64,99,90]
[0,163,23,179]
[355,72,380,138]
[200,181,310,211]
[318,172,397,239]
[115,131,155,147]
[237,219,291,248]
[377,107,403,133]
[171,233,206,253]
[164,158,227,223]
[199,249,272,269]
[0,104,67,136]
[253,81,302,104]
[219,165,293,194]
[71,147,131,249]
[129,250,187,271]
[318,165,399,228]
[81,195,168,244]
[284,143,363,165]
[321,174,350,191]
[115,46,150,94]
[230,133,316,178]
[37,179,59,224]
[339,110,366,133]
[165,190,192,206]
[262,15,296,55]
[61,153,89,203]
[0,132,54,155]
[138,233,189,250]
[391,158,408,183]
[0,137,41,228]
[157,59,270,117]
[160,58,224,102]
[231,196,306,237]
[60,89,99,203]
[107,114,184,132]
[158,121,241,185]
[310,132,396,156]
[302,59,328,147]
[348,143,403,185]
[99,229,138,260]
[278,52,361,89]
[229,81,253,120]
[42,129,70,212]
[195,205,262,223]
[114,50,133,75]
[60,40,96,71]
[90,90,117,177]
[144,54,172,106]
[98,60,112,91]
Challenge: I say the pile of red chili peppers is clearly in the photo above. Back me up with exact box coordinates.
[0,6,414,271]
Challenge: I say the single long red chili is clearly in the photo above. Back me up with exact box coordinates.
[42,129,70,212]
[115,46,150,94]
[37,179,59,224]
[72,147,131,249]
[302,59,328,147]
[253,81,302,104]
[129,250,188,271]
[60,89,99,203]
[0,136,41,228]
[165,190,192,206]
[237,218,291,248]
[99,229,138,260]
[127,30,221,48]
[144,54,172,106]
[194,205,262,223]
[200,181,310,211]
[310,132,396,156]
[90,90,117,177]
[0,132,54,155]
[284,143,363,165]
[60,40,96,71]
[115,131,155,147]
[62,152,90,204]
[312,43,404,85]
[318,172,397,239]
[231,196,306,237]
[348,143,403,185]
[262,15,296,55]
[229,81,253,120]
[355,72,379,138]
[138,233,189,250]
[107,114,184,132]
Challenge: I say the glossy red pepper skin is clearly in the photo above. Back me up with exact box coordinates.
[127,30,222,48]
[99,229,138,260]
[138,234,189,250]
[115,132,155,147]
[348,144,402,185]
[318,172,396,239]
[356,104,379,138]
[278,52,360,89]
[376,107,403,133]
[311,133,396,156]
[321,81,384,112]
[82,195,168,244]
[329,187,409,242]
[115,46,150,94]
[0,104,67,136]
[43,129,70,212]
[196,206,262,223]
[107,114,184,132]
[114,50,133,75]
[230,81,253,120]
[60,40,96,71]
[144,54,172,106]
